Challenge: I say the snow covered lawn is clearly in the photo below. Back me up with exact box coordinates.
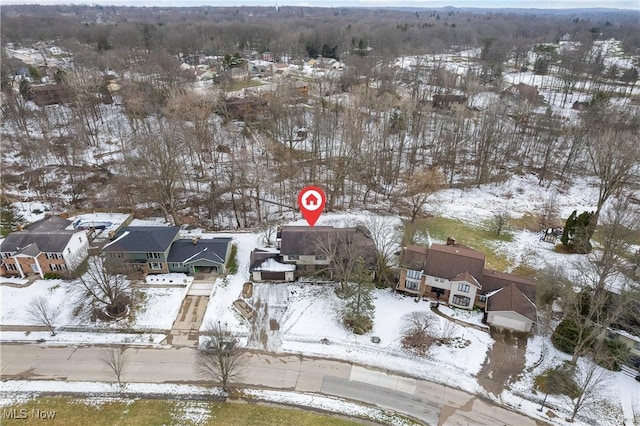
[0,279,184,333]
[437,304,488,329]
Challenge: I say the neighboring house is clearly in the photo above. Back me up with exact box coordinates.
[0,216,89,278]
[278,225,376,276]
[249,248,296,282]
[502,83,543,105]
[432,94,467,111]
[603,329,640,368]
[167,237,232,275]
[397,238,538,332]
[397,240,484,309]
[101,226,181,274]
[27,84,71,106]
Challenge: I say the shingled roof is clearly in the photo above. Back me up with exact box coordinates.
[168,238,231,265]
[1,232,75,253]
[486,283,537,322]
[481,268,536,300]
[399,245,429,271]
[102,226,180,253]
[424,243,485,282]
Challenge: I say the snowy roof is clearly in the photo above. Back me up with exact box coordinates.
[102,226,180,253]
[253,258,296,272]
[167,238,231,265]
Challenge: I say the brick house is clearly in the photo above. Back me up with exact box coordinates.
[397,238,537,332]
[0,217,89,278]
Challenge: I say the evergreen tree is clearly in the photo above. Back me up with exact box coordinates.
[561,210,594,253]
[0,195,24,236]
[343,257,375,335]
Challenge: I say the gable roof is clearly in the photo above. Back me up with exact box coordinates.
[486,283,537,322]
[424,243,485,282]
[102,226,180,253]
[280,225,376,267]
[167,238,231,265]
[481,268,536,300]
[451,271,482,288]
[1,231,75,253]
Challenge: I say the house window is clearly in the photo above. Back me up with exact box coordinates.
[289,255,299,260]
[5,264,17,271]
[606,330,617,340]
[478,295,487,302]
[406,279,420,291]
[316,255,326,260]
[149,262,163,270]
[67,248,71,254]
[46,253,54,259]
[56,253,64,259]
[147,252,160,259]
[79,236,83,242]
[452,295,471,307]
[406,269,422,280]
[458,283,470,293]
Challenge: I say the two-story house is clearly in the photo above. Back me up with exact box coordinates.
[102,226,181,274]
[0,216,89,278]
[397,238,537,333]
[102,227,232,276]
[397,241,484,309]
[277,225,377,277]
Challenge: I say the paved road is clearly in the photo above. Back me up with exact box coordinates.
[0,344,537,425]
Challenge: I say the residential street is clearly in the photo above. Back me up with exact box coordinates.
[0,343,537,425]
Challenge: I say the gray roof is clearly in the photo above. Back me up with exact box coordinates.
[1,232,75,253]
[102,226,180,253]
[168,238,231,265]
[26,216,72,232]
[16,243,41,257]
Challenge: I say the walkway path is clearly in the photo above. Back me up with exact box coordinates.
[0,343,538,426]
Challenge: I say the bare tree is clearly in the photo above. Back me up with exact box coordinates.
[75,257,133,318]
[197,321,245,393]
[563,358,610,423]
[439,319,460,344]
[400,167,446,223]
[489,209,511,236]
[586,126,640,225]
[360,215,400,285]
[554,199,640,364]
[401,311,436,356]
[101,347,127,387]
[27,295,59,336]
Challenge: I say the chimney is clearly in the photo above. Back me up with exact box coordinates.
[192,237,199,245]
[446,237,456,246]
[108,230,116,239]
[17,223,23,231]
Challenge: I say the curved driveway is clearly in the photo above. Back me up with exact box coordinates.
[0,344,537,425]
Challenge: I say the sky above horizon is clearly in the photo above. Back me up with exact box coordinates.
[2,0,638,9]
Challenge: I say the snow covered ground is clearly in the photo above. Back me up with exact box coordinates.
[0,279,184,332]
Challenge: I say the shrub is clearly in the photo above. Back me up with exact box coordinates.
[596,339,630,371]
[44,272,61,279]
[552,318,583,354]
[227,244,238,275]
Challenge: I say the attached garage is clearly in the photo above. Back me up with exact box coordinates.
[486,311,534,333]
[486,283,537,333]
[250,257,295,282]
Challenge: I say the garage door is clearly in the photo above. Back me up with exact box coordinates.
[260,271,286,281]
[489,314,528,332]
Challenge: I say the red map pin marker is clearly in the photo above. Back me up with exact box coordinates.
[298,186,326,227]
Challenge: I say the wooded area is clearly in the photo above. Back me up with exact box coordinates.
[1,5,638,230]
